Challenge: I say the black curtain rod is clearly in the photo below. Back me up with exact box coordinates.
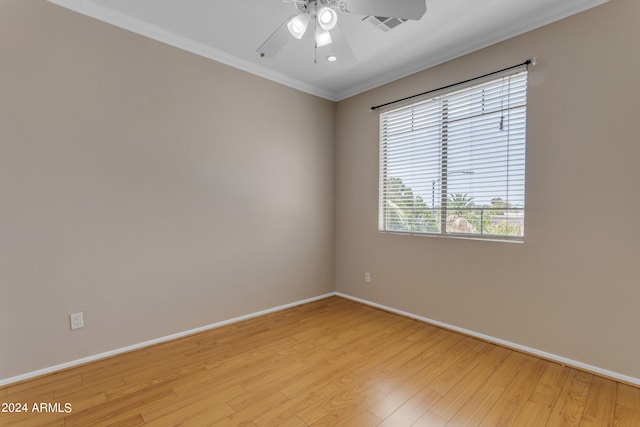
[370,59,534,112]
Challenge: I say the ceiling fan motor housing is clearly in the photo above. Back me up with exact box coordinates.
[291,0,342,14]
[293,1,307,13]
[261,0,425,61]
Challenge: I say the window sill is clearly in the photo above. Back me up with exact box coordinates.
[378,230,524,244]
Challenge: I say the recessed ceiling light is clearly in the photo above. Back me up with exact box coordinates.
[326,55,337,62]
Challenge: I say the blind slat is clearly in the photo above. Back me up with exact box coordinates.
[379,71,528,240]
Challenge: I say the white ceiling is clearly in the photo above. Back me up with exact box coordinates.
[48,0,607,101]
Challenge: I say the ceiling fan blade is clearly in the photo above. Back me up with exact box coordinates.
[344,0,426,20]
[329,24,356,67]
[257,16,296,58]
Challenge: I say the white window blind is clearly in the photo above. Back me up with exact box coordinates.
[379,70,527,240]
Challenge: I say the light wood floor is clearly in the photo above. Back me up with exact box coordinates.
[1,297,639,426]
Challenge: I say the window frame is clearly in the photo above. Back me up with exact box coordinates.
[378,68,528,242]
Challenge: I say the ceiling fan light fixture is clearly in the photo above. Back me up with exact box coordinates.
[317,7,338,30]
[315,28,332,47]
[287,14,310,39]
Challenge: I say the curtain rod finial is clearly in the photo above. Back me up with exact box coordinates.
[530,57,537,66]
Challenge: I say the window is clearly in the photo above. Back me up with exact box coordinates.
[379,69,527,241]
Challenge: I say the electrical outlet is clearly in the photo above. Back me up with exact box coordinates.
[70,312,84,330]
[365,272,371,283]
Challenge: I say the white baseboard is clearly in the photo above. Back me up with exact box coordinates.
[335,292,640,387]
[4,291,639,388]
[0,292,335,387]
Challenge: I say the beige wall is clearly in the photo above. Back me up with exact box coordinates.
[336,0,640,379]
[0,0,335,380]
[3,0,639,384]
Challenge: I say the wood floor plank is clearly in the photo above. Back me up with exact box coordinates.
[313,408,381,427]
[370,329,456,395]
[3,415,67,427]
[377,386,442,426]
[580,376,617,426]
[0,296,638,426]
[144,402,235,427]
[53,378,124,401]
[63,382,177,427]
[298,384,385,425]
[514,391,557,427]
[2,410,65,427]
[272,415,308,427]
[536,362,573,399]
[411,410,449,427]
[276,326,419,424]
[426,345,512,422]
[279,350,366,399]
[426,340,494,396]
[209,391,290,426]
[5,372,82,397]
[367,334,470,419]
[546,369,593,427]
[444,383,506,427]
[617,383,640,409]
[105,413,145,427]
[256,323,448,425]
[614,404,640,427]
[510,362,572,426]
[370,334,468,424]
[140,384,244,423]
[250,350,378,426]
[478,356,547,426]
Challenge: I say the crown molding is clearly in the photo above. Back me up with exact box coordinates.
[47,0,609,101]
[47,0,339,101]
[334,0,609,100]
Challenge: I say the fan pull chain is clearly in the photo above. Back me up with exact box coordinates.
[314,1,318,63]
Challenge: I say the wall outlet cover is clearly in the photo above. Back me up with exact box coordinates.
[70,312,84,330]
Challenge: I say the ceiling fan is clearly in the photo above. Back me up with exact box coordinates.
[257,0,427,64]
